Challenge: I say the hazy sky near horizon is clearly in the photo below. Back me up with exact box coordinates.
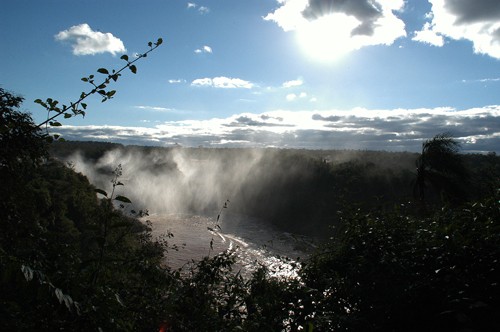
[1,0,499,152]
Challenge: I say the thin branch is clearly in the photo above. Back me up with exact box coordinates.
[35,38,163,130]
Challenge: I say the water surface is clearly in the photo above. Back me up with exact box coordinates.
[148,212,314,277]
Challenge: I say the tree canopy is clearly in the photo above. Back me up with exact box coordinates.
[414,133,469,203]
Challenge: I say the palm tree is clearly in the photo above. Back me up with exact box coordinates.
[414,133,468,203]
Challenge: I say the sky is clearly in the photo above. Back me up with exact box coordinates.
[1,0,499,153]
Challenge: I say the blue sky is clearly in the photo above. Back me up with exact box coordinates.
[1,0,499,152]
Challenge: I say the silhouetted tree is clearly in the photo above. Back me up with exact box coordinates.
[414,133,468,203]
[0,88,47,171]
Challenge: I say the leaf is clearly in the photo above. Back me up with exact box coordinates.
[49,121,62,127]
[21,265,34,281]
[97,68,109,75]
[94,188,108,197]
[55,288,64,304]
[148,41,153,47]
[115,195,132,203]
[107,90,116,98]
[81,77,89,82]
[62,294,74,310]
[129,65,137,74]
[115,181,124,186]
[115,293,125,307]
[64,113,72,119]
[120,54,129,61]
[81,103,87,109]
[34,99,48,108]
[156,38,163,46]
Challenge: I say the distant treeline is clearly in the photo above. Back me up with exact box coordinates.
[50,141,500,238]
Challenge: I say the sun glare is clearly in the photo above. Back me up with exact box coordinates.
[297,14,361,62]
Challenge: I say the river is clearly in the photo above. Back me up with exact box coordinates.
[147,212,315,277]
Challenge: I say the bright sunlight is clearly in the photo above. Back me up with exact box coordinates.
[296,13,361,62]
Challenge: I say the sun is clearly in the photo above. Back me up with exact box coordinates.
[296,13,361,62]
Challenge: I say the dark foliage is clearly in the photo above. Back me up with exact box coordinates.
[414,133,469,204]
[302,195,500,331]
[0,90,169,330]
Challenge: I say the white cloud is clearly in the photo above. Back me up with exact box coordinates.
[413,0,500,59]
[286,91,308,101]
[264,0,406,55]
[283,79,303,88]
[55,106,500,152]
[55,23,126,56]
[135,106,176,112]
[195,45,213,54]
[264,0,308,32]
[187,2,210,14]
[412,22,444,46]
[191,77,213,87]
[462,77,500,83]
[198,6,210,14]
[191,76,254,89]
[168,79,186,84]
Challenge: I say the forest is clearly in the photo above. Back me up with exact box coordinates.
[2,86,500,331]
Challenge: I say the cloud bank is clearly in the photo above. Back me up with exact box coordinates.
[413,0,500,58]
[55,23,126,56]
[54,106,500,153]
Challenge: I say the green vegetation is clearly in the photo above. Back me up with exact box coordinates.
[1,88,168,330]
[302,197,500,331]
[2,46,499,330]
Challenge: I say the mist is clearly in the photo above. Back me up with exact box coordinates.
[68,147,268,216]
[56,143,422,236]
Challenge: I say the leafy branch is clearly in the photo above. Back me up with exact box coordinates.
[207,199,230,256]
[21,264,80,314]
[35,38,163,136]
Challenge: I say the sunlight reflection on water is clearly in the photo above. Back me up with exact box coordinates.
[147,212,314,278]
